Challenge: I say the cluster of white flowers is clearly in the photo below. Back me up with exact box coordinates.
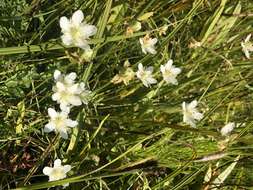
[44,69,91,139]
[136,59,181,87]
[52,70,91,112]
[42,10,97,185]
[43,70,91,185]
[134,60,202,127]
[39,8,242,187]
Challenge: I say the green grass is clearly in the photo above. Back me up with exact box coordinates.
[1,0,253,189]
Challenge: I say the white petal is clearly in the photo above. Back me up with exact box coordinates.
[52,92,60,101]
[68,84,80,93]
[171,79,178,85]
[61,34,73,46]
[65,72,77,83]
[245,34,251,42]
[72,10,84,26]
[60,131,68,139]
[244,49,250,59]
[182,102,186,111]
[248,46,253,51]
[241,42,245,49]
[147,77,157,84]
[60,104,71,113]
[146,46,156,54]
[221,122,235,136]
[79,82,85,90]
[188,100,198,109]
[48,108,57,118]
[141,46,147,54]
[136,72,141,79]
[59,17,70,31]
[75,39,90,50]
[188,120,196,127]
[139,38,144,45]
[172,68,181,75]
[166,77,178,85]
[54,159,62,167]
[184,115,196,127]
[63,165,71,173]
[164,64,172,71]
[183,114,188,123]
[54,70,61,81]
[66,119,78,128]
[43,167,53,176]
[56,82,66,91]
[68,95,82,106]
[166,59,173,66]
[138,63,144,71]
[44,123,55,133]
[61,108,71,115]
[160,65,165,73]
[142,80,149,87]
[81,25,97,38]
[150,38,158,45]
[193,112,203,120]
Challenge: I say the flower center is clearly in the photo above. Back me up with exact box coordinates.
[70,26,81,40]
[143,36,151,47]
[53,116,65,130]
[185,109,193,117]
[50,168,65,180]
[164,70,173,78]
[139,71,148,80]
[59,90,72,102]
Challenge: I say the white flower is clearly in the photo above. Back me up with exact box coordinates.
[43,159,71,187]
[221,122,235,136]
[136,63,157,87]
[160,59,181,85]
[241,34,253,59]
[139,35,157,54]
[182,100,203,127]
[44,108,78,139]
[52,70,91,112]
[59,10,97,50]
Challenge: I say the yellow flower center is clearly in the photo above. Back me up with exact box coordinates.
[164,70,173,77]
[59,90,71,102]
[53,116,65,131]
[139,71,148,80]
[50,168,65,179]
[70,26,81,40]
